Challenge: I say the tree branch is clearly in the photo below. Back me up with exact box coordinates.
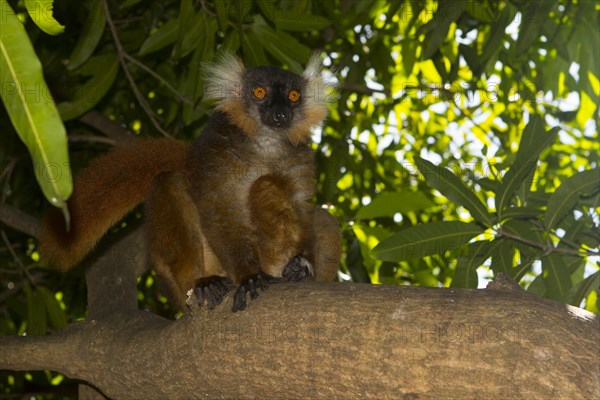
[1,280,597,399]
[498,229,599,257]
[0,203,41,239]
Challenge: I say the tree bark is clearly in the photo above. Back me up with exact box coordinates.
[1,277,598,399]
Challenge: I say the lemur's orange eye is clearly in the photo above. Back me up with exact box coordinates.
[253,86,266,99]
[288,89,300,103]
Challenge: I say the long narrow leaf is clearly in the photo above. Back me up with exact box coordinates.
[568,270,600,307]
[0,1,71,207]
[57,54,119,121]
[545,168,600,230]
[451,240,499,288]
[415,157,494,227]
[24,0,65,35]
[356,191,434,219]
[139,18,179,56]
[251,16,310,71]
[495,115,558,213]
[67,0,106,70]
[373,221,483,262]
[542,253,572,302]
[490,239,514,276]
[273,11,331,32]
[37,286,68,330]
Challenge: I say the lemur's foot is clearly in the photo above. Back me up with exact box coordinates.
[232,272,282,312]
[194,276,235,309]
[282,255,314,282]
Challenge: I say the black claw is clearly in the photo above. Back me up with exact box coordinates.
[249,279,259,300]
[231,272,279,312]
[282,255,314,282]
[195,276,234,309]
[232,286,247,312]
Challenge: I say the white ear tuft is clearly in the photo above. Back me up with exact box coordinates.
[302,53,337,110]
[203,53,246,102]
[303,53,323,82]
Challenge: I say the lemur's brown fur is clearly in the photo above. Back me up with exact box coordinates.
[39,54,341,312]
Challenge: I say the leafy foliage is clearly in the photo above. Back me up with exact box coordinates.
[0,0,598,395]
[0,0,71,209]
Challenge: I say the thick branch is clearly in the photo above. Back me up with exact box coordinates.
[1,281,598,399]
[0,203,41,239]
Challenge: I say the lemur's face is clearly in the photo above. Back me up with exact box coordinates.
[242,67,306,130]
[204,53,331,145]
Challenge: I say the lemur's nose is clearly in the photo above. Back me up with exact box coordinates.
[273,112,288,124]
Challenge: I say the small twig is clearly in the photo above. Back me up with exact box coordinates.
[68,135,117,146]
[497,229,599,258]
[123,54,193,105]
[102,0,172,138]
[0,157,18,204]
[0,229,34,284]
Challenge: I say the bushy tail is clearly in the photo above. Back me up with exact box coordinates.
[39,138,190,270]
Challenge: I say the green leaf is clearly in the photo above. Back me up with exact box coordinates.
[513,258,537,282]
[476,177,498,192]
[273,11,331,31]
[174,0,194,60]
[501,219,546,256]
[37,286,68,330]
[373,221,483,262]
[215,0,230,32]
[515,1,554,56]
[179,13,205,58]
[415,157,494,227]
[222,30,241,53]
[545,168,600,230]
[57,54,119,121]
[0,1,71,208]
[473,6,513,76]
[67,0,106,70]
[251,16,310,72]
[542,253,572,302]
[400,39,417,75]
[527,274,546,297]
[25,285,47,335]
[0,317,18,335]
[495,116,558,213]
[139,18,179,56]
[356,191,434,219]
[500,219,547,270]
[182,15,216,124]
[255,0,275,22]
[347,238,371,283]
[242,31,269,67]
[420,0,466,59]
[526,190,552,207]
[490,239,514,276]
[568,270,600,307]
[451,240,497,288]
[500,206,543,221]
[25,0,65,35]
